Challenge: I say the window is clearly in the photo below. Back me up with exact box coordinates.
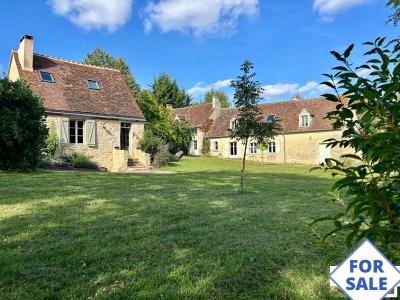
[268,141,276,154]
[120,123,131,150]
[193,140,198,150]
[214,141,219,151]
[69,120,84,144]
[87,80,100,90]
[39,71,55,83]
[266,114,275,122]
[250,142,257,154]
[299,112,310,127]
[230,141,238,156]
[230,118,238,131]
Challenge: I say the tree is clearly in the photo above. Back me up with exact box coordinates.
[204,89,230,108]
[312,38,400,263]
[84,49,140,97]
[387,0,400,25]
[151,73,191,108]
[230,61,281,194]
[0,78,48,171]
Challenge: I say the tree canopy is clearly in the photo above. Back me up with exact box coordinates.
[203,89,230,108]
[84,48,141,97]
[151,73,191,108]
[0,78,48,171]
[387,0,400,25]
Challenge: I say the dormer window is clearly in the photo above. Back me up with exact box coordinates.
[230,118,238,130]
[266,114,275,122]
[299,111,311,127]
[39,71,55,83]
[87,80,100,90]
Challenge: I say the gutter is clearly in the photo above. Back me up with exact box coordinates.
[46,109,146,122]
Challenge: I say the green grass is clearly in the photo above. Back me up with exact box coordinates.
[0,157,346,299]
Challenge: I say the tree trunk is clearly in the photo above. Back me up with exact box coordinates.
[240,138,248,194]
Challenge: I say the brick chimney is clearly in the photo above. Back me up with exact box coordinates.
[18,35,33,72]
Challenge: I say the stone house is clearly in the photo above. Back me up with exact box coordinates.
[7,35,149,171]
[179,96,351,165]
[172,98,221,155]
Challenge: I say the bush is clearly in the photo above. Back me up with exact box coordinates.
[43,124,58,159]
[202,138,210,156]
[313,38,400,263]
[0,78,48,171]
[139,129,164,162]
[64,153,98,170]
[152,142,172,168]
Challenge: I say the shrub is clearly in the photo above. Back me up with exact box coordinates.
[139,129,164,162]
[202,138,210,156]
[0,78,48,171]
[152,142,172,168]
[312,38,400,263]
[64,153,98,170]
[43,123,58,159]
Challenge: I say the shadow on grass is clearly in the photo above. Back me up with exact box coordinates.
[0,170,345,299]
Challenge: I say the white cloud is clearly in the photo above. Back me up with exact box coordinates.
[262,81,331,100]
[188,79,233,98]
[48,0,133,32]
[144,0,259,37]
[313,0,371,20]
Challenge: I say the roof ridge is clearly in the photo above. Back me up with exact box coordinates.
[12,50,121,72]
[258,97,325,106]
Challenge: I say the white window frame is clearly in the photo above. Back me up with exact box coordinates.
[299,111,311,127]
[268,141,276,154]
[193,140,198,150]
[214,141,219,151]
[69,120,84,144]
[230,141,238,156]
[230,118,238,131]
[250,142,257,154]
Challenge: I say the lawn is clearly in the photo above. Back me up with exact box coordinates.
[0,157,346,299]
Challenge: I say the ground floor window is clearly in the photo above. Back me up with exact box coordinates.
[250,142,257,154]
[69,120,84,144]
[214,141,219,151]
[120,123,131,150]
[268,141,276,154]
[230,142,238,156]
[193,140,198,150]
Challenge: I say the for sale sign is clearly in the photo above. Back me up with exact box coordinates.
[330,240,400,300]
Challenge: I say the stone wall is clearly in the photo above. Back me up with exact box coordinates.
[46,114,145,170]
[209,130,352,165]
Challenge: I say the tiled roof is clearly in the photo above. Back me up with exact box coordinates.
[172,103,214,128]
[207,98,338,138]
[11,51,144,120]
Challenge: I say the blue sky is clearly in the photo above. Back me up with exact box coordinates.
[0,0,397,104]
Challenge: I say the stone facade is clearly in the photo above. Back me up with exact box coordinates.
[209,130,351,165]
[47,115,145,170]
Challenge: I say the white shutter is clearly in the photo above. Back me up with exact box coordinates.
[86,120,96,146]
[60,118,69,144]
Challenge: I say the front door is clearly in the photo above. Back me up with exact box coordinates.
[318,143,331,164]
[120,123,131,151]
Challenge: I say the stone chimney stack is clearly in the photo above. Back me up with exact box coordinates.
[210,96,222,120]
[291,93,303,101]
[18,35,33,72]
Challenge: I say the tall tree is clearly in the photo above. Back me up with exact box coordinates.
[151,73,191,108]
[387,0,400,25]
[84,49,141,97]
[203,89,230,108]
[230,61,280,194]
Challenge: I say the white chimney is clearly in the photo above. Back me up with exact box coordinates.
[18,35,33,72]
[212,96,221,110]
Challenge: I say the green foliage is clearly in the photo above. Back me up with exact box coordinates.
[84,49,140,97]
[0,78,48,171]
[64,153,98,170]
[152,142,172,168]
[387,0,400,25]
[138,129,164,160]
[204,89,230,108]
[314,38,400,263]
[151,73,191,108]
[43,123,58,159]
[230,61,281,193]
[202,138,211,156]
